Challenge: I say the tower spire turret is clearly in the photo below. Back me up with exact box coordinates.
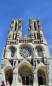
[7,19,22,41]
[29,18,43,40]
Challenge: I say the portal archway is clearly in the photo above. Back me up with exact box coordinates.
[4,67,13,85]
[37,67,48,85]
[18,63,33,85]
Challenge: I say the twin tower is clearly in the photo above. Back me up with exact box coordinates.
[7,18,43,42]
[0,18,52,86]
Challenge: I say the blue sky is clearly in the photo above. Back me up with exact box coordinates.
[0,0,52,64]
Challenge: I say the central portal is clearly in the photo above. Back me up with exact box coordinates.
[18,63,33,85]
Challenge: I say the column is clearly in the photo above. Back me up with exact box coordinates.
[0,69,5,85]
[48,64,52,86]
[33,69,38,86]
[12,71,18,86]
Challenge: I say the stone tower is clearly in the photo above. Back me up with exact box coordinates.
[0,18,52,86]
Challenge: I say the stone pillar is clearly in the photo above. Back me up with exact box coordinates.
[48,64,52,86]
[12,71,18,86]
[2,69,6,83]
[12,61,19,86]
[33,69,38,86]
[0,71,4,85]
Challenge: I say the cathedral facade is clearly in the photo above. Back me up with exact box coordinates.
[0,18,52,86]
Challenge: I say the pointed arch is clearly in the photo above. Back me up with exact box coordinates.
[18,62,34,85]
[35,45,44,58]
[9,46,16,57]
[37,66,48,85]
[4,66,13,85]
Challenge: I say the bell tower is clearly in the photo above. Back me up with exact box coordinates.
[8,19,22,40]
[29,19,43,41]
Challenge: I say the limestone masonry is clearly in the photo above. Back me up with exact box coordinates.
[0,18,52,86]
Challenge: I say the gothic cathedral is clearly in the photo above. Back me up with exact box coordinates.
[0,19,52,86]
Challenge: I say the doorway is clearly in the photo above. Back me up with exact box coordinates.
[22,76,32,85]
[37,68,47,85]
[18,64,33,85]
[38,76,43,85]
[5,68,13,85]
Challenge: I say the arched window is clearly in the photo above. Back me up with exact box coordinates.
[10,47,16,57]
[36,46,43,57]
[37,33,40,39]
[34,22,36,30]
[11,48,15,57]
